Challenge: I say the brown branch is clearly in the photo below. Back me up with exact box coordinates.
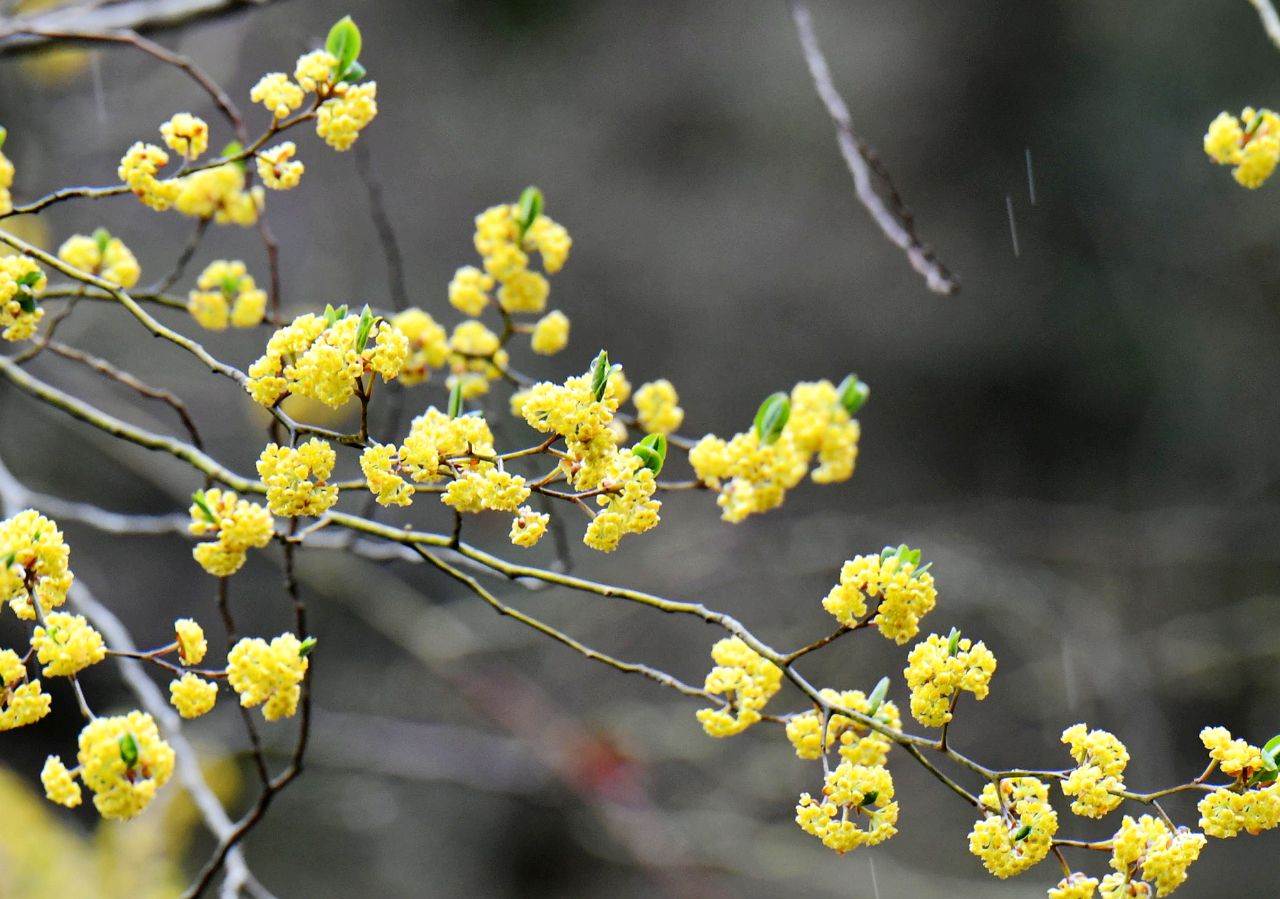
[788,0,958,294]
[0,0,278,50]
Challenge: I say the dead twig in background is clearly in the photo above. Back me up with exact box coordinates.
[788,0,958,295]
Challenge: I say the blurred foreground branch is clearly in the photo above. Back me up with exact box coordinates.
[0,0,276,48]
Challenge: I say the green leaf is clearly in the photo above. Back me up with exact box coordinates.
[753,392,791,446]
[836,373,870,415]
[325,16,363,81]
[589,350,618,403]
[1264,734,1280,758]
[220,140,247,171]
[353,304,378,352]
[631,433,668,475]
[299,636,318,658]
[322,304,348,328]
[1012,824,1033,843]
[118,733,139,768]
[946,627,961,657]
[15,290,37,314]
[859,790,879,807]
[191,490,217,524]
[516,185,544,239]
[16,270,42,288]
[0,552,14,568]
[92,228,111,255]
[880,545,897,561]
[339,60,367,84]
[0,126,7,151]
[866,676,889,718]
[447,380,464,419]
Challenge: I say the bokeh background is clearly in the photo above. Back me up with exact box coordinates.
[2,0,1280,895]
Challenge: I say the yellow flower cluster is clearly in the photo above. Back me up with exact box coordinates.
[1102,815,1205,896]
[0,648,51,731]
[359,406,497,508]
[188,489,274,577]
[583,451,660,552]
[903,632,997,727]
[0,255,46,341]
[531,310,570,355]
[695,636,782,737]
[246,308,407,409]
[785,688,900,766]
[520,363,628,491]
[317,82,378,151]
[44,711,176,819]
[441,468,530,513]
[968,778,1058,878]
[795,761,897,852]
[31,612,106,677]
[1198,784,1280,839]
[473,201,570,310]
[187,259,267,330]
[174,618,207,665]
[1049,873,1100,898]
[1204,108,1280,189]
[256,141,304,190]
[690,379,862,522]
[257,439,338,517]
[0,138,12,215]
[250,72,304,119]
[1060,724,1129,818]
[226,632,309,721]
[0,509,73,620]
[118,129,264,226]
[509,505,550,547]
[1199,725,1265,779]
[56,230,141,288]
[159,112,209,160]
[448,266,492,317]
[821,551,938,644]
[391,308,450,385]
[169,673,218,719]
[633,379,684,435]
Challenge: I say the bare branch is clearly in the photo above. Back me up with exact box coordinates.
[0,0,277,50]
[788,0,958,294]
[1250,0,1280,50]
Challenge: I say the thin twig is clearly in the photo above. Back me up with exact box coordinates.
[788,0,958,294]
[1250,0,1280,50]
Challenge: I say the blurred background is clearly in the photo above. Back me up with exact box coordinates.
[2,0,1280,895]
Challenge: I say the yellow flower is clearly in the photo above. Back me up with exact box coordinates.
[689,429,808,522]
[449,319,501,357]
[316,81,377,151]
[904,631,996,727]
[392,308,450,385]
[174,618,207,666]
[250,72,305,119]
[785,688,901,766]
[1061,724,1128,818]
[795,761,897,853]
[822,552,937,644]
[256,439,338,518]
[40,755,82,808]
[442,468,530,514]
[0,255,47,341]
[188,259,267,330]
[172,163,264,226]
[294,49,338,93]
[74,710,175,819]
[1204,108,1280,189]
[968,778,1058,878]
[510,505,550,547]
[495,269,549,313]
[246,310,407,409]
[530,310,570,355]
[0,648,51,730]
[1200,725,1266,779]
[1049,873,1099,898]
[633,379,684,435]
[1198,785,1280,839]
[788,379,860,483]
[524,214,572,274]
[31,612,107,677]
[159,112,208,160]
[1105,814,1205,896]
[169,673,218,719]
[447,266,493,317]
[118,141,173,209]
[695,636,782,737]
[583,451,661,552]
[0,509,73,620]
[188,488,274,577]
[256,141,304,190]
[360,443,414,507]
[56,231,141,288]
[227,632,310,721]
[0,144,13,215]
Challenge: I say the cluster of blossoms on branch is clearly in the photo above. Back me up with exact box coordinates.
[0,12,1276,897]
